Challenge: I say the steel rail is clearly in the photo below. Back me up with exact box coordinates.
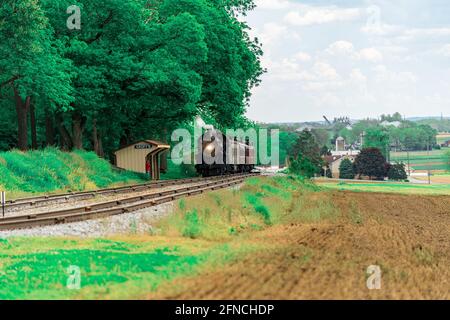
[0,173,258,231]
[3,173,252,212]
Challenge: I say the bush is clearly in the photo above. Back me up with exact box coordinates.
[339,158,355,179]
[289,155,321,178]
[182,210,202,239]
[387,162,408,181]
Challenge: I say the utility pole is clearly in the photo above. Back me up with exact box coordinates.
[407,149,411,177]
[1,191,5,218]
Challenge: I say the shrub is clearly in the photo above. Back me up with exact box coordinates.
[387,162,408,181]
[339,158,355,179]
[182,210,202,239]
[289,155,321,178]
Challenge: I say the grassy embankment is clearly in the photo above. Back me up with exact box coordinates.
[0,148,198,199]
[0,148,146,199]
[0,176,334,299]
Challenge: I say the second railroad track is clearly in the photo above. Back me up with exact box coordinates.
[0,173,258,231]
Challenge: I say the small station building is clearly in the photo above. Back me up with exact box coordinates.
[113,140,170,180]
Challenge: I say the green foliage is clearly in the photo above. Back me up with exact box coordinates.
[0,239,202,299]
[339,158,355,180]
[0,148,144,195]
[364,127,390,159]
[182,209,202,239]
[387,163,408,181]
[289,155,321,178]
[288,130,323,177]
[245,193,271,225]
[353,148,387,180]
[0,0,262,155]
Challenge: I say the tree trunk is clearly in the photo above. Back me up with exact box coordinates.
[45,108,55,146]
[92,118,104,157]
[56,113,73,151]
[119,128,131,149]
[72,111,86,150]
[30,102,38,149]
[160,128,168,173]
[13,87,30,151]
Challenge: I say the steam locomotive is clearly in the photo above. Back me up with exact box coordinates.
[195,130,256,177]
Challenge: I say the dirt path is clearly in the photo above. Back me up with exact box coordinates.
[149,191,450,300]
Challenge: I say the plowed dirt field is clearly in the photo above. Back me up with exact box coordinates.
[150,191,450,299]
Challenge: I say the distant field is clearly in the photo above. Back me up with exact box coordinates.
[390,149,449,172]
[318,180,450,195]
[437,133,450,144]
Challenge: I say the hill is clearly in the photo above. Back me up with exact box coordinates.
[0,148,145,199]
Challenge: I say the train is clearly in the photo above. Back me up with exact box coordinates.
[195,130,256,177]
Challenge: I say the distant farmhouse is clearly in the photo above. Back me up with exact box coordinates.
[324,137,360,178]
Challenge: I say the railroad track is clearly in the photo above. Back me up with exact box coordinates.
[3,173,250,212]
[0,173,258,231]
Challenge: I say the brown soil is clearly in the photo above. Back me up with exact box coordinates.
[149,191,450,300]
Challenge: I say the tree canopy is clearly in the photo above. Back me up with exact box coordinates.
[0,0,263,156]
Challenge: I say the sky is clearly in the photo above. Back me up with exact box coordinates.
[243,0,450,123]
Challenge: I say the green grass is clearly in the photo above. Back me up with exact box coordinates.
[0,237,249,299]
[320,181,450,195]
[0,148,146,199]
[390,149,449,171]
[0,176,339,299]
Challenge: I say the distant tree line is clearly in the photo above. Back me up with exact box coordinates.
[0,0,263,158]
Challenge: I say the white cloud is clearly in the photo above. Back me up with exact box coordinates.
[404,28,450,39]
[438,44,450,57]
[284,6,361,26]
[294,51,312,62]
[358,48,383,62]
[326,40,354,55]
[255,0,290,10]
[253,22,300,49]
[350,69,367,83]
[325,41,383,62]
[373,65,418,85]
[313,62,339,81]
[361,23,403,36]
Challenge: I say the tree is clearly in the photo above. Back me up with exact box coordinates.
[289,130,323,173]
[339,158,355,180]
[158,0,263,129]
[0,0,73,150]
[353,148,387,180]
[387,162,407,181]
[0,0,263,156]
[364,127,390,159]
[289,155,320,178]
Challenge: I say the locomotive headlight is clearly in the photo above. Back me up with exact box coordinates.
[205,143,215,153]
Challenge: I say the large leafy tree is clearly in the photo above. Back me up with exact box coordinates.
[0,0,263,156]
[159,0,263,129]
[353,148,387,181]
[39,0,209,153]
[363,127,390,160]
[0,0,73,150]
